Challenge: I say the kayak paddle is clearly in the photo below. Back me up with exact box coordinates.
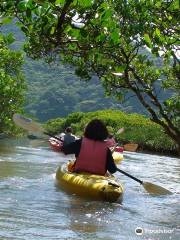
[116,128,139,152]
[123,143,138,152]
[116,167,172,195]
[116,127,124,135]
[13,113,62,142]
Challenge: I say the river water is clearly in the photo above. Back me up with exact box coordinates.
[0,138,179,240]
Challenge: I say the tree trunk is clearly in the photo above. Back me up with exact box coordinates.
[129,82,180,156]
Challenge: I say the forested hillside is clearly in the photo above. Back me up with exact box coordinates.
[23,60,127,121]
[2,22,147,121]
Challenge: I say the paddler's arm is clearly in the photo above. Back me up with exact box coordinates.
[106,149,117,174]
[61,138,82,157]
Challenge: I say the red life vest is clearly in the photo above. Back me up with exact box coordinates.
[106,138,116,148]
[74,137,108,175]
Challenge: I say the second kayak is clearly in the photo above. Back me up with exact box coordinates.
[49,137,62,151]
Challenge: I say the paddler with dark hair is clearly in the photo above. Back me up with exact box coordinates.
[63,126,76,147]
[62,119,117,175]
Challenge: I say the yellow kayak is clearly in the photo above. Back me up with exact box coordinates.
[112,151,124,164]
[56,162,124,202]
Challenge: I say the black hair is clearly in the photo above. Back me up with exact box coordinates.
[84,119,108,141]
[65,127,72,133]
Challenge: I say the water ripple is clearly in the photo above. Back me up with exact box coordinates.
[0,140,179,240]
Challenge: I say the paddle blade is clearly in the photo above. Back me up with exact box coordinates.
[117,128,124,134]
[13,114,44,133]
[142,182,173,195]
[123,143,138,152]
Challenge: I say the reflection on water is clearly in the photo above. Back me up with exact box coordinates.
[0,138,179,240]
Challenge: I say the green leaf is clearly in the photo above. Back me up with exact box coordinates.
[144,33,152,48]
[17,1,28,11]
[101,9,113,21]
[7,33,15,44]
[55,0,65,6]
[155,0,161,7]
[169,0,179,10]
[96,33,106,42]
[1,17,12,24]
[70,29,80,38]
[26,0,34,9]
[155,28,161,38]
[111,30,120,44]
[50,27,55,35]
[115,65,126,72]
[167,15,172,21]
[79,0,93,8]
[4,33,15,45]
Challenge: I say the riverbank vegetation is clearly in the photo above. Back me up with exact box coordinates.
[45,109,176,156]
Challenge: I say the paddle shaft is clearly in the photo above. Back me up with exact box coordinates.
[116,168,143,184]
[44,132,63,142]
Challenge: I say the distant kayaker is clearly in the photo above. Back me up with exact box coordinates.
[106,133,117,148]
[62,119,117,175]
[63,127,76,147]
